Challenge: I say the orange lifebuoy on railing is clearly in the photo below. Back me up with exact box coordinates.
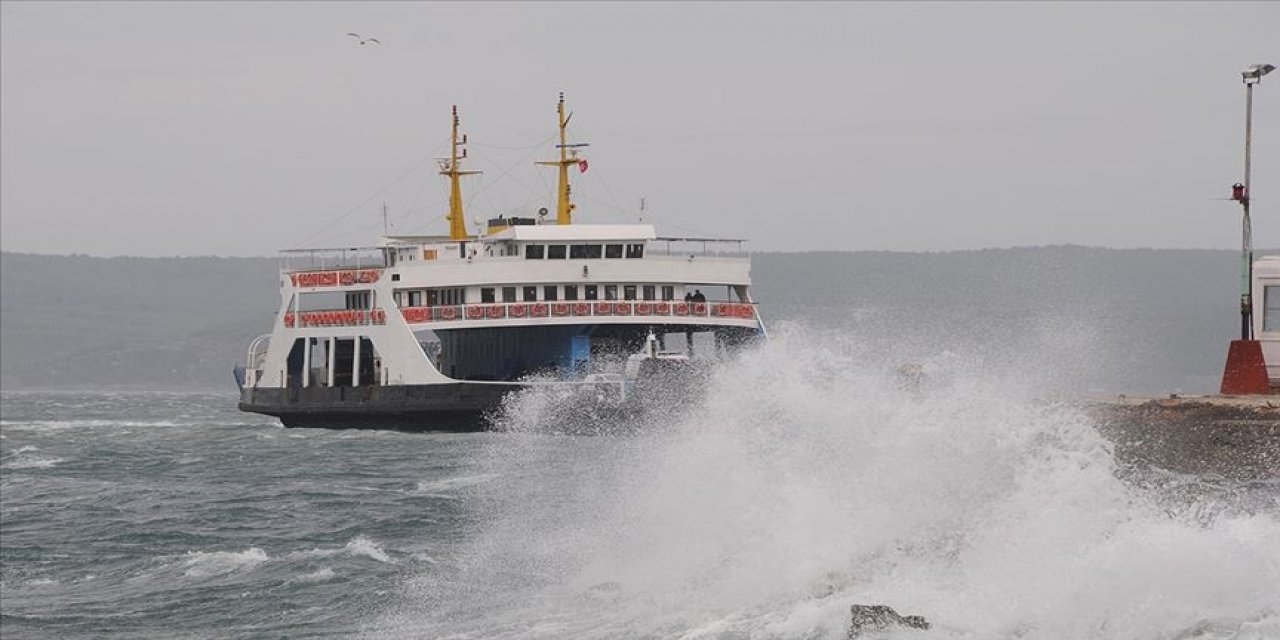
[284,313,295,327]
[373,309,387,324]
[635,302,652,315]
[674,302,689,316]
[615,302,633,315]
[716,303,732,317]
[737,305,754,319]
[486,305,505,319]
[552,302,570,316]
[655,302,671,315]
[510,303,528,318]
[692,302,707,316]
[530,303,549,317]
[573,302,591,316]
[437,306,455,321]
[594,302,613,315]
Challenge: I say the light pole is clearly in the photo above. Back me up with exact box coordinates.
[1235,63,1275,339]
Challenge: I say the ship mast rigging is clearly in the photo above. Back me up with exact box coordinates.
[441,105,480,240]
[537,92,589,225]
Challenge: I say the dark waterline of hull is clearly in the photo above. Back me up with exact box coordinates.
[239,382,522,432]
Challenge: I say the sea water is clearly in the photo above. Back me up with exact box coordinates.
[2,328,1278,639]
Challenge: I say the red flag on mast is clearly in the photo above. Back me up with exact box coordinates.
[578,159,589,173]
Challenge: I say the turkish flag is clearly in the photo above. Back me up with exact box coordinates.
[578,159,589,173]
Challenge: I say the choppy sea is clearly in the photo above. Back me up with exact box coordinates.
[3,334,1279,639]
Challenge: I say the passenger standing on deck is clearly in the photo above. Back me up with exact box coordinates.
[692,290,706,302]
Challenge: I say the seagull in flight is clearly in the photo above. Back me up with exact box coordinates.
[347,33,380,45]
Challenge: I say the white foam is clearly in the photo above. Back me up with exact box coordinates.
[7,456,64,469]
[294,568,336,584]
[376,327,1280,639]
[182,547,269,578]
[0,419,194,430]
[413,473,500,496]
[345,536,393,563]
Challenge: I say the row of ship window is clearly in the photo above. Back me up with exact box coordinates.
[524,243,645,260]
[398,284,678,307]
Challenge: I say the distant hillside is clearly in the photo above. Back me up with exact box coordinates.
[0,248,1266,393]
[752,247,1260,394]
[1,253,278,390]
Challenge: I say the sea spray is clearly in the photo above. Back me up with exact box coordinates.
[374,326,1280,639]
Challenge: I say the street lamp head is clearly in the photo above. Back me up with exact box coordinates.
[1243,63,1276,85]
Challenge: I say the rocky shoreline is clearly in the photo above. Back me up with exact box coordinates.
[1083,396,1280,480]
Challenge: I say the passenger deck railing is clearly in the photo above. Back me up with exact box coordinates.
[279,301,757,328]
[284,308,388,328]
[280,247,389,272]
[649,237,748,258]
[399,300,756,324]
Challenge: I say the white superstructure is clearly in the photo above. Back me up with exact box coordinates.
[1253,255,1280,384]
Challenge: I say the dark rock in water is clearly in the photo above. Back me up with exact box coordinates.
[848,604,930,638]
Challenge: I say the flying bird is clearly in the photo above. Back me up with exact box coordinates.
[347,33,380,45]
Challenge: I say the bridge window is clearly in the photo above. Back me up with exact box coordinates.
[624,285,637,301]
[408,291,423,307]
[584,285,598,301]
[481,287,495,303]
[626,244,645,259]
[605,285,618,300]
[662,285,674,301]
[564,285,578,301]
[299,290,351,311]
[502,287,516,303]
[523,286,538,301]
[525,244,545,259]
[1266,286,1280,332]
[436,288,465,305]
[605,244,623,259]
[548,244,566,259]
[643,285,655,301]
[345,291,371,309]
[570,244,602,259]
[544,285,559,301]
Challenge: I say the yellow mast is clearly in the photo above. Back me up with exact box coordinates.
[442,105,480,240]
[536,92,588,225]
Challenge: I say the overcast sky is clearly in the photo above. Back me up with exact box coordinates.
[2,1,1277,257]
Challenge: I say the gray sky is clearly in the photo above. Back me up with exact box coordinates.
[2,1,1277,257]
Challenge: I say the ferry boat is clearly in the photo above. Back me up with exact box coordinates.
[236,95,766,429]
